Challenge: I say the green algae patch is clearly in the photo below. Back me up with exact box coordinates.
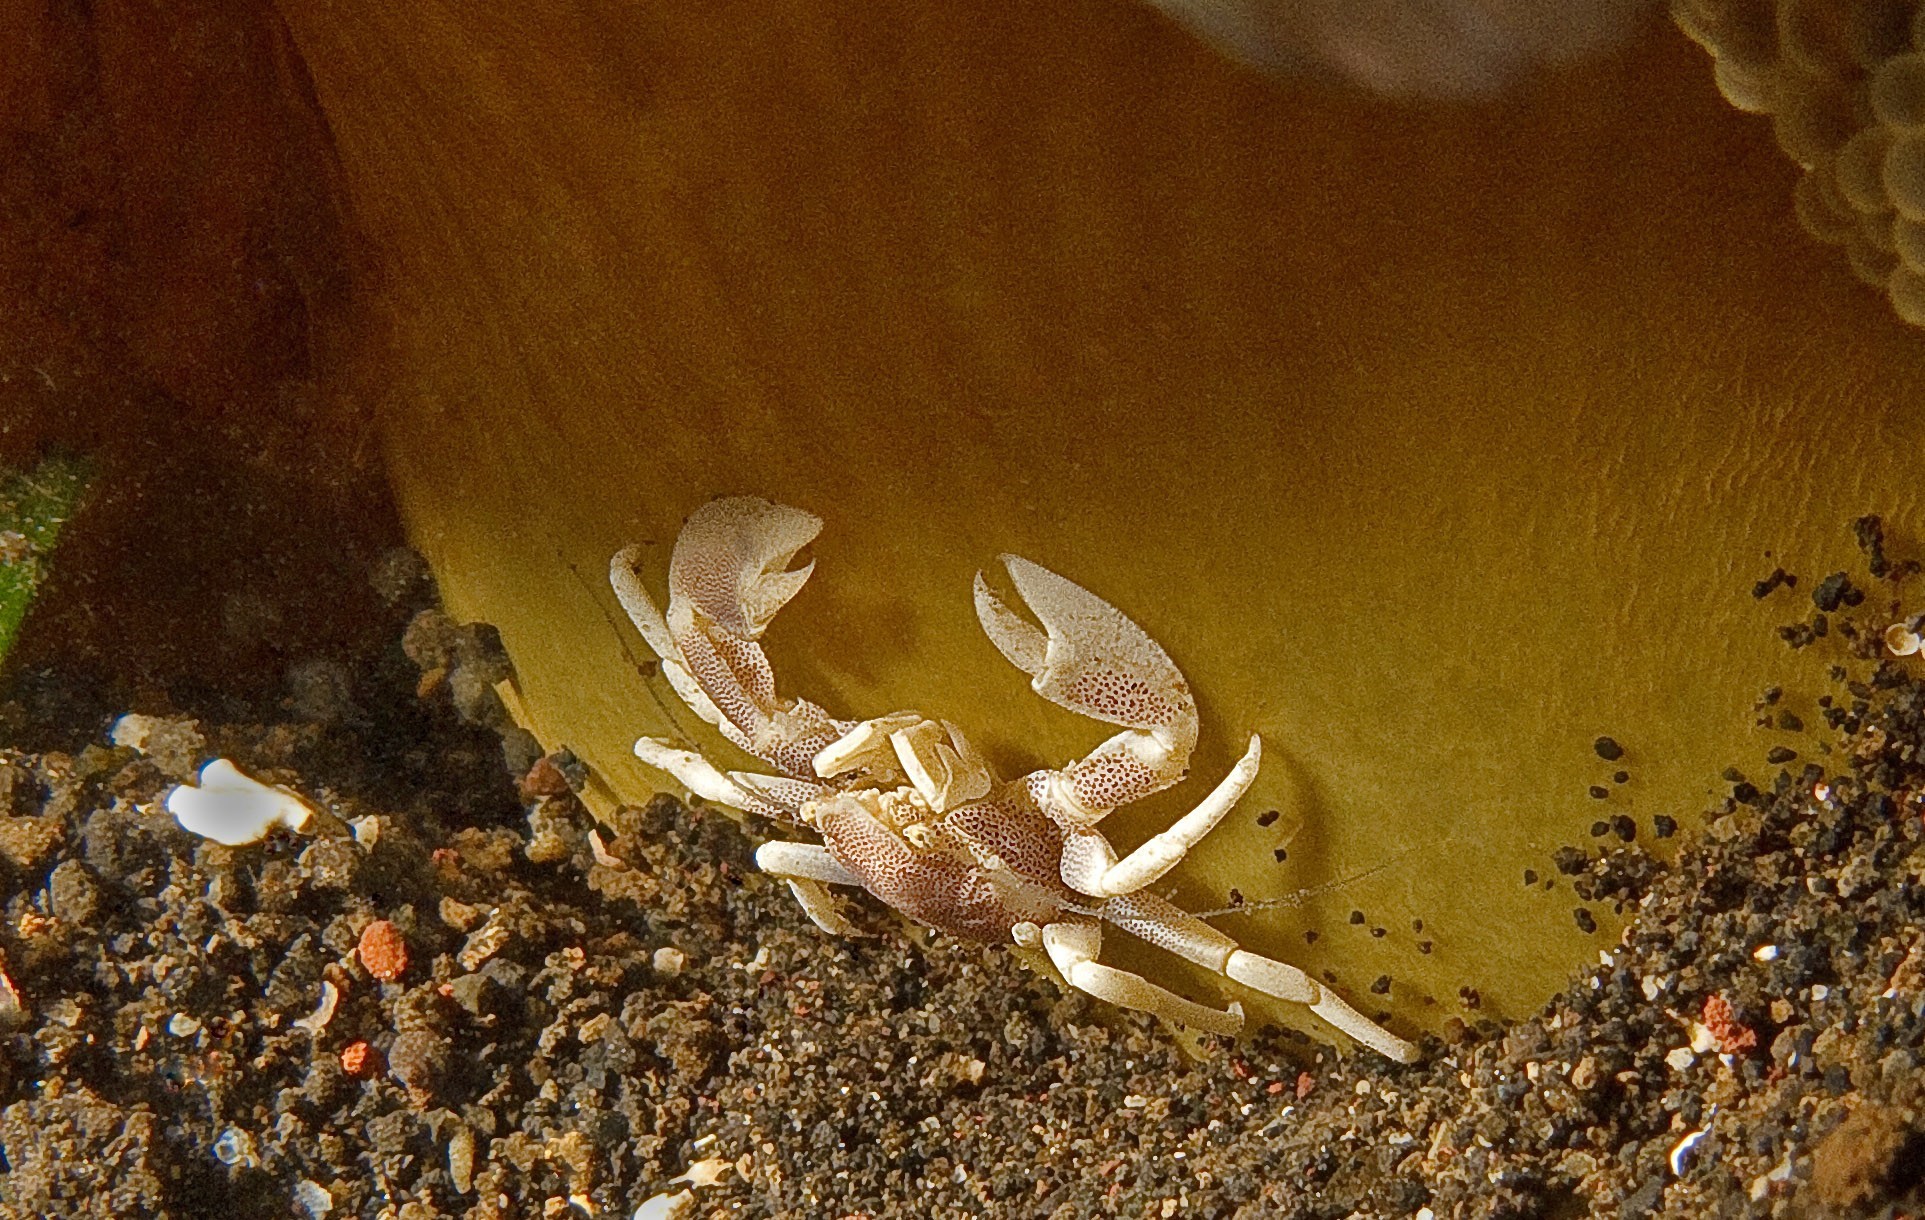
[0,454,90,668]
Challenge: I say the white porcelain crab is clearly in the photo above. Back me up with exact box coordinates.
[610,497,1417,1062]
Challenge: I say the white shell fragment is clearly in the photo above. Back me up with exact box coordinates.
[1886,622,1922,656]
[672,1157,732,1188]
[632,1190,693,1220]
[1669,1125,1709,1176]
[292,980,340,1035]
[165,759,317,846]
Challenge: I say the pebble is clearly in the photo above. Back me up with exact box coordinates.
[109,714,206,781]
[1570,1056,1598,1089]
[357,920,409,981]
[293,1180,333,1219]
[212,1127,257,1167]
[388,1030,448,1093]
[458,910,513,970]
[447,1124,476,1194]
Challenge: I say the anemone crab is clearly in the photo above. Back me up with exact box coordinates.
[611,497,1416,1062]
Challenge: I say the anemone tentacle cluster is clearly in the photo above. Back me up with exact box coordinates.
[1676,0,1925,324]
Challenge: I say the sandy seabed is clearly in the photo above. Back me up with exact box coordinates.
[2,528,1924,1220]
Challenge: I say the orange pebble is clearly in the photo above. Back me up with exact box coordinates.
[519,755,571,799]
[358,920,409,981]
[340,1040,377,1077]
[1702,993,1759,1056]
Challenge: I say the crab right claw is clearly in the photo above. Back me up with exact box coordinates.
[976,556,1204,824]
[974,556,1197,737]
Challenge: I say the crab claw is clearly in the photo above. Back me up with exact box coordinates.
[616,497,846,779]
[612,544,732,733]
[670,497,823,639]
[977,556,1209,823]
[973,556,1196,733]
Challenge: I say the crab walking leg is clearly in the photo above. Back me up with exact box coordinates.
[1037,920,1245,1037]
[1057,735,1263,897]
[1290,977,1423,1065]
[781,880,859,937]
[1221,949,1418,1064]
[1105,892,1419,1063]
[632,738,744,805]
[811,712,927,779]
[630,737,828,822]
[755,840,864,885]
[755,841,865,937]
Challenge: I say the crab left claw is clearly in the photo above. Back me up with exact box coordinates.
[667,497,823,639]
[612,497,849,779]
